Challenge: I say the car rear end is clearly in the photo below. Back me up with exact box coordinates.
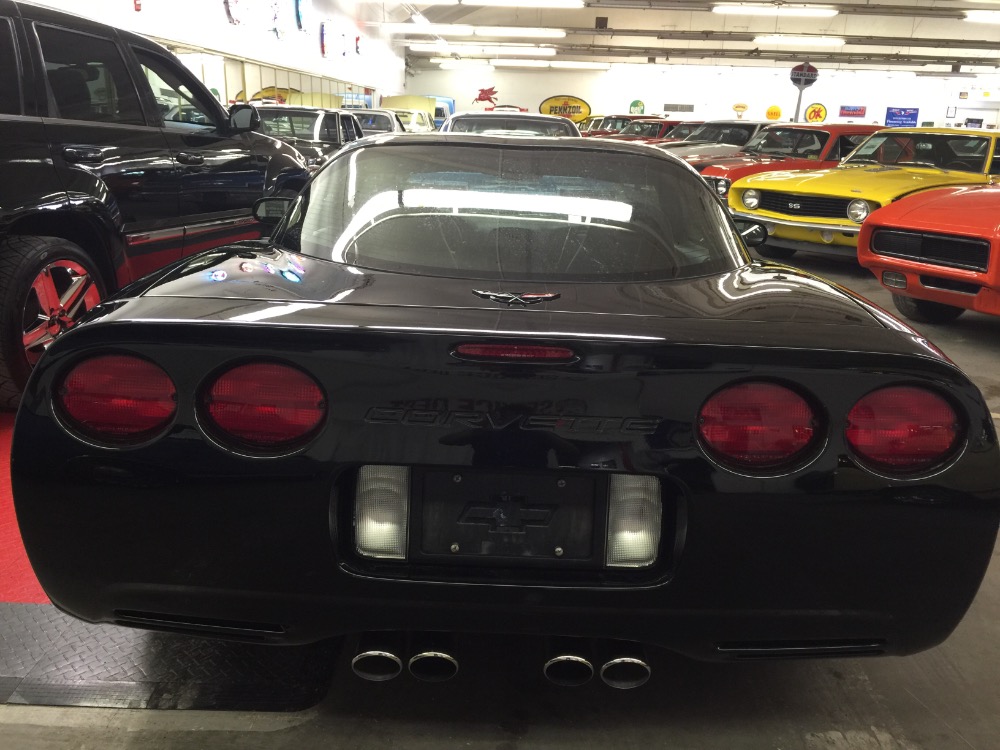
[11,135,1000,663]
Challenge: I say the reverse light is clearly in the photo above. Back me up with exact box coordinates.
[742,189,761,209]
[355,465,410,559]
[606,475,662,568]
[699,382,818,470]
[202,361,326,450]
[56,354,176,444]
[846,386,961,474]
[847,199,871,223]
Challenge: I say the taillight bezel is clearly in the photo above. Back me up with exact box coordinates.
[844,384,967,479]
[52,351,178,449]
[197,358,328,457]
[697,379,827,476]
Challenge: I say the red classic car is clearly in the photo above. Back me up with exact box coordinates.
[700,123,884,197]
[646,121,704,144]
[858,184,1000,323]
[592,118,682,142]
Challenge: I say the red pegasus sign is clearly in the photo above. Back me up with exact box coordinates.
[473,87,499,106]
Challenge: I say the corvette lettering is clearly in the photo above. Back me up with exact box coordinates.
[365,407,662,435]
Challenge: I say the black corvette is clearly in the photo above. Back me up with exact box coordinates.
[12,134,1000,687]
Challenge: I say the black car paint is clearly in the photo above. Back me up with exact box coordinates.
[11,137,1000,662]
[0,0,308,287]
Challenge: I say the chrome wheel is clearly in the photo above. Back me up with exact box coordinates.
[22,260,103,365]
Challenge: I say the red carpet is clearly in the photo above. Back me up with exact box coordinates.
[0,412,48,603]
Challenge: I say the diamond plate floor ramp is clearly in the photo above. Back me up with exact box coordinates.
[0,603,337,710]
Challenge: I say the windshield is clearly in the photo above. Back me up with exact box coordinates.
[743,127,829,157]
[272,143,743,282]
[685,123,756,146]
[844,132,990,172]
[448,117,577,137]
[619,121,666,137]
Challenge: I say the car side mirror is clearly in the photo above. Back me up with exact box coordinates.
[735,220,767,247]
[229,104,260,133]
[252,196,293,225]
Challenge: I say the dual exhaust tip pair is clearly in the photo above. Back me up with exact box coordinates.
[351,633,651,690]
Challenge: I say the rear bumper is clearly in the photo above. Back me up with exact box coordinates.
[14,460,999,661]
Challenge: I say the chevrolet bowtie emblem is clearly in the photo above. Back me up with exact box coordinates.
[473,290,560,306]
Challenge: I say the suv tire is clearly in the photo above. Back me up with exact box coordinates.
[0,236,107,406]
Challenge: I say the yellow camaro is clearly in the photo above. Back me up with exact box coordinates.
[728,128,999,260]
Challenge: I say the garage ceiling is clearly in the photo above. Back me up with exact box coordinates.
[380,1,1000,74]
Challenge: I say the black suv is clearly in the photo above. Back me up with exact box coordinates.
[0,1,309,404]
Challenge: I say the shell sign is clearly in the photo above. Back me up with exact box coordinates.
[766,105,782,121]
[539,95,591,123]
[805,103,828,123]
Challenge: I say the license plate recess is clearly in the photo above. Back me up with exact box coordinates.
[414,470,605,566]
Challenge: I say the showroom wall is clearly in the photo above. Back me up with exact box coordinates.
[26,0,407,96]
[408,64,1000,127]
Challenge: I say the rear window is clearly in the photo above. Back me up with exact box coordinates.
[259,110,317,138]
[274,143,743,282]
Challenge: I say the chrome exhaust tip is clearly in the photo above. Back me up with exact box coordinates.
[407,633,459,682]
[351,633,404,682]
[599,648,651,690]
[408,651,460,682]
[543,654,595,687]
[543,637,595,686]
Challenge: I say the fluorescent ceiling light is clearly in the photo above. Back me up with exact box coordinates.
[381,23,474,35]
[964,10,1000,22]
[429,57,493,64]
[464,0,583,7]
[549,60,612,69]
[755,34,845,46]
[409,42,557,55]
[490,59,553,67]
[439,61,496,71]
[408,0,460,4]
[915,71,978,78]
[474,27,566,38]
[410,13,431,24]
[713,4,838,17]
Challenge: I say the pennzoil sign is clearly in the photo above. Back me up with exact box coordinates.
[539,95,591,123]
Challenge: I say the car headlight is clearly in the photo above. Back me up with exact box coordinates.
[713,178,731,197]
[847,199,871,223]
[742,189,761,210]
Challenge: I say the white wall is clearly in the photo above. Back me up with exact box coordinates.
[409,65,1000,127]
[26,0,406,95]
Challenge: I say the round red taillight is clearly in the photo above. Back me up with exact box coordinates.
[846,386,961,474]
[202,362,326,450]
[699,382,818,470]
[57,354,176,443]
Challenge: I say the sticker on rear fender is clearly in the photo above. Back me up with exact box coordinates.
[364,407,662,435]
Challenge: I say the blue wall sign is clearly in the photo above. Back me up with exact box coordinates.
[885,107,919,127]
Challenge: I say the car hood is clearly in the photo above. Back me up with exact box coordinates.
[702,153,815,174]
[739,164,987,202]
[867,185,1000,236]
[101,245,940,359]
[667,144,743,160]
